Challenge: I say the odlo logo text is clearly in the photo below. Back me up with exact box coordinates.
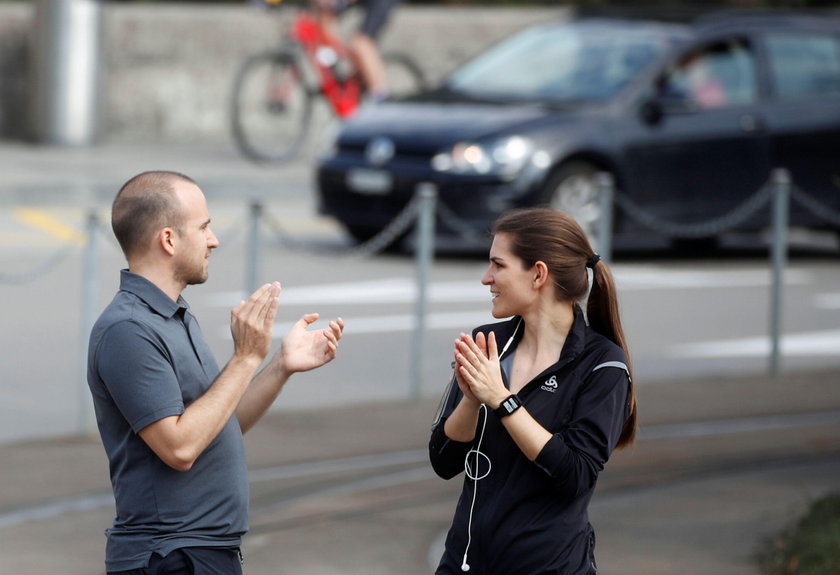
[541,375,558,393]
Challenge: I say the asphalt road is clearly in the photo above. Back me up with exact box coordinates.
[1,143,840,443]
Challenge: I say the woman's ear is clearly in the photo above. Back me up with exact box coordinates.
[533,261,549,287]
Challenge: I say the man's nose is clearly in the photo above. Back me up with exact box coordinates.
[208,228,220,247]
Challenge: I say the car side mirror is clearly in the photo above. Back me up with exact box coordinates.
[639,98,664,126]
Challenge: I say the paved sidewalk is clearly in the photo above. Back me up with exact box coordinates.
[1,368,839,575]
[1,141,838,573]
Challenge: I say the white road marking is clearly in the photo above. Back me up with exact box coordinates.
[203,268,813,308]
[207,270,835,347]
[267,311,496,338]
[670,329,840,358]
[612,267,812,290]
[815,293,840,309]
[204,278,486,307]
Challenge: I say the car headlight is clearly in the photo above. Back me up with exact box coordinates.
[432,136,534,178]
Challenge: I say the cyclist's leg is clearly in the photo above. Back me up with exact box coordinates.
[351,0,401,98]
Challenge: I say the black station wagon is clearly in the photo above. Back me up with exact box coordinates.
[316,11,840,250]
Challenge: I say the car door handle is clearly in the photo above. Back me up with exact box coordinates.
[739,114,764,133]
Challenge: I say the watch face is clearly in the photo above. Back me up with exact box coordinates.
[497,395,521,416]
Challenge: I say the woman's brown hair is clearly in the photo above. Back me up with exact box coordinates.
[492,207,637,448]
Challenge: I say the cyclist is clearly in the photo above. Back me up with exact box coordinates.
[311,0,401,101]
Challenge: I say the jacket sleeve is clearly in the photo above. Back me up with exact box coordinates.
[428,374,473,480]
[532,360,630,497]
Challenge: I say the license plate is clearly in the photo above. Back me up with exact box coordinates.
[347,168,392,195]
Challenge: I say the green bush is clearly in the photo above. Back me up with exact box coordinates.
[757,492,840,575]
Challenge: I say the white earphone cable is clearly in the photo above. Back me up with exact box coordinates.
[459,321,519,572]
[461,403,491,572]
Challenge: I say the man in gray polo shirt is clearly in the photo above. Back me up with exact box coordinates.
[87,171,344,574]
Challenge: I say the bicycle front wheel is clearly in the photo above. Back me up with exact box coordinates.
[231,51,313,164]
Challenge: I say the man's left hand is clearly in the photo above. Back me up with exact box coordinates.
[279,313,345,374]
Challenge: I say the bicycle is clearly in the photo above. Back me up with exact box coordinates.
[231,0,426,164]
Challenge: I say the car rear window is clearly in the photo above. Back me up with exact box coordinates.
[766,32,840,100]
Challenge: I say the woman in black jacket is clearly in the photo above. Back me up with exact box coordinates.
[429,207,636,575]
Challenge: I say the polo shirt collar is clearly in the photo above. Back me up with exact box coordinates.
[119,269,188,320]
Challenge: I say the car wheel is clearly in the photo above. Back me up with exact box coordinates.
[670,236,720,254]
[345,225,378,243]
[542,161,608,247]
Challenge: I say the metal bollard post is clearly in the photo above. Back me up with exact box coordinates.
[79,208,99,434]
[410,183,437,401]
[245,201,263,299]
[30,0,104,145]
[768,168,791,377]
[596,172,615,263]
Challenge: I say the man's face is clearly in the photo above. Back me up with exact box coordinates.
[172,181,219,286]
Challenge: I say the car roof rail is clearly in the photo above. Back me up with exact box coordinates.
[574,5,704,24]
[694,8,840,31]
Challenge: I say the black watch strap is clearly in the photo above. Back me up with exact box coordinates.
[494,394,522,418]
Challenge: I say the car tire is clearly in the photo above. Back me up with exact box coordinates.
[670,236,720,254]
[541,161,611,248]
[345,224,378,243]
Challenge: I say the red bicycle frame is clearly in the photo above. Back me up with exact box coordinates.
[291,11,362,118]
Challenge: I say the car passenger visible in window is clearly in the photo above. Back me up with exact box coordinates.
[662,40,756,110]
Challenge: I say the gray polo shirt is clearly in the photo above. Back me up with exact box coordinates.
[87,270,248,572]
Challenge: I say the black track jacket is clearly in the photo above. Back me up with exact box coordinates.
[429,311,631,575]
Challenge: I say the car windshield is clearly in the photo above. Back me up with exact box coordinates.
[446,21,676,104]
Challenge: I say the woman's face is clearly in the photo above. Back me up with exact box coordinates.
[481,233,537,318]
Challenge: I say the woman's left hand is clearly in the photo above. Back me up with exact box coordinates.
[454,331,509,409]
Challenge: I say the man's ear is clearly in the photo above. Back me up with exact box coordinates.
[159,227,177,256]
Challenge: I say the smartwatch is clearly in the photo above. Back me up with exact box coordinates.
[494,394,522,418]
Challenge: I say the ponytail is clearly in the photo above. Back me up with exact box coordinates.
[587,260,637,448]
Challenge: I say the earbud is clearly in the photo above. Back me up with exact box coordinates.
[461,559,470,572]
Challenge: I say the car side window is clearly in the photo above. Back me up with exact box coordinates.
[660,39,756,110]
[766,33,840,100]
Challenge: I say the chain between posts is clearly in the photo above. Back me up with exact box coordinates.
[261,189,426,258]
[612,180,774,239]
[0,243,77,285]
[3,169,835,287]
[790,183,840,227]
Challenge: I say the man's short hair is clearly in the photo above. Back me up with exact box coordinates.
[112,171,196,259]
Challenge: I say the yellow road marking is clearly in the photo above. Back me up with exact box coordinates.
[12,208,86,246]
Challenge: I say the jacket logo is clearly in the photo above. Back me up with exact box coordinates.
[541,375,558,393]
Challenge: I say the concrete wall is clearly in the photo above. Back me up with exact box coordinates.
[0,3,565,144]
